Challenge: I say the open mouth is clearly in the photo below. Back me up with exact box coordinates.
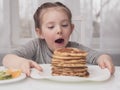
[55,38,64,44]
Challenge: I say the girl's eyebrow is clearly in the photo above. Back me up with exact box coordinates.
[62,19,69,22]
[46,22,55,25]
[62,19,71,23]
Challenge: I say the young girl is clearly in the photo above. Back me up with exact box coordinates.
[3,2,115,76]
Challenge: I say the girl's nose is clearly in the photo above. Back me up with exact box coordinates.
[57,31,62,35]
[57,27,62,35]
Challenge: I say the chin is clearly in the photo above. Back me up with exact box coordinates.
[53,46,65,51]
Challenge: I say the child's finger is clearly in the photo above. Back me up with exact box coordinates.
[98,62,106,69]
[34,65,43,72]
[21,63,31,76]
[30,60,43,72]
[106,63,115,75]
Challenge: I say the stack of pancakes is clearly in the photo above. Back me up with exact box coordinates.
[51,47,89,77]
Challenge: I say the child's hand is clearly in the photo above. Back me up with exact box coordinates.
[3,54,43,76]
[97,54,115,75]
[20,60,43,76]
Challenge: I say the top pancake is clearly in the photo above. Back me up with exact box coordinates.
[53,47,87,57]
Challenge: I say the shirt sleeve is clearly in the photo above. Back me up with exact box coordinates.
[10,39,38,60]
[68,42,105,65]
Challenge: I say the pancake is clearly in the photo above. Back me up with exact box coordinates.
[54,47,87,57]
[52,54,84,60]
[52,58,86,64]
[52,63,87,67]
[52,66,88,72]
[51,47,89,77]
[52,71,89,77]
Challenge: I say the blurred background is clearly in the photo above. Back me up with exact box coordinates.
[0,0,120,65]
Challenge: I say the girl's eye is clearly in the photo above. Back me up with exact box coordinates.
[48,26,54,29]
[62,24,68,27]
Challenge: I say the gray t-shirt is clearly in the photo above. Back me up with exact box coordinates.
[10,38,104,65]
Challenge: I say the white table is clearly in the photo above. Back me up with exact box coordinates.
[0,66,120,90]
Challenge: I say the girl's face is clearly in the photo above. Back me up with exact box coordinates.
[36,8,74,51]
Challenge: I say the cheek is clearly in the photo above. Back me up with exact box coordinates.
[43,32,54,41]
[64,30,72,37]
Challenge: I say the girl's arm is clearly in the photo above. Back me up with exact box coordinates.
[2,54,42,76]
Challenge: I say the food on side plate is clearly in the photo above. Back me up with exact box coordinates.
[0,71,12,80]
[0,69,21,80]
[51,47,89,77]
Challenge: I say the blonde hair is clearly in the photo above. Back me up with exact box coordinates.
[33,2,72,29]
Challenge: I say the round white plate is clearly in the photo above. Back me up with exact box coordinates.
[30,64,111,82]
[0,67,26,84]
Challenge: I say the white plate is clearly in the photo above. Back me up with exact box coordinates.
[0,67,26,84]
[30,64,111,82]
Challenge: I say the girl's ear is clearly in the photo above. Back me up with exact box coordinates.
[35,28,44,39]
[70,24,74,34]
